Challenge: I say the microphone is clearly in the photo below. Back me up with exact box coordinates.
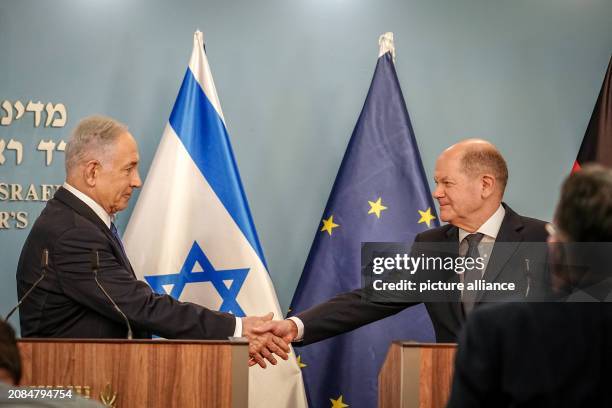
[91,249,133,340]
[524,258,532,297]
[5,249,49,322]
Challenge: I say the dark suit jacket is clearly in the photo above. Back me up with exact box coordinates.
[298,203,549,343]
[16,187,236,339]
[448,302,612,407]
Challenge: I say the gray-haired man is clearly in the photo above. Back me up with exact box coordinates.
[16,115,287,367]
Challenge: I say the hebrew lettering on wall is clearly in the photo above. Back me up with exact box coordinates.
[0,138,67,166]
[1,98,68,230]
[0,100,67,128]
[0,99,68,166]
[7,139,23,165]
[45,103,67,127]
[0,139,25,165]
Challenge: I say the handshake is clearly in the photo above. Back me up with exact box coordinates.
[241,313,299,368]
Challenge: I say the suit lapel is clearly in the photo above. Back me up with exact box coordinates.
[108,231,136,278]
[54,187,136,277]
[476,204,523,302]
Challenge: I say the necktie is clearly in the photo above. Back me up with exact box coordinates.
[462,233,484,315]
[110,222,128,260]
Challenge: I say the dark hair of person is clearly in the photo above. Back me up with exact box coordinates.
[556,164,612,242]
[0,321,22,385]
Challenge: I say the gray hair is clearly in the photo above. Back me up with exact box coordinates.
[65,115,128,174]
[461,145,509,194]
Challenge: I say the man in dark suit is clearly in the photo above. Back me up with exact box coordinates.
[254,139,548,344]
[16,115,287,367]
[447,164,612,407]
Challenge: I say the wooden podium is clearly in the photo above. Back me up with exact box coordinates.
[379,342,457,408]
[17,339,249,408]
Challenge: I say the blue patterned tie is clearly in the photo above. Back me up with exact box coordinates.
[110,222,128,259]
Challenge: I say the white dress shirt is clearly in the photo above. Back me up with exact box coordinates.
[63,182,112,228]
[62,183,242,337]
[288,204,507,342]
[458,204,505,275]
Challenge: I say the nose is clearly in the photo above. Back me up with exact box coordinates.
[433,184,443,199]
[132,170,143,188]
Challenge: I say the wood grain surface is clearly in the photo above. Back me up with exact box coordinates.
[379,342,457,408]
[17,339,248,408]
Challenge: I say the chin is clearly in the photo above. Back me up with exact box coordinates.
[114,202,129,213]
[438,211,453,223]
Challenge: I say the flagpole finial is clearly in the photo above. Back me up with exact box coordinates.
[378,32,396,62]
[194,30,204,48]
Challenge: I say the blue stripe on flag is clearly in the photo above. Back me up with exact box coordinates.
[169,68,267,267]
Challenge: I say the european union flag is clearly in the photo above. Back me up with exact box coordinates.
[289,33,439,408]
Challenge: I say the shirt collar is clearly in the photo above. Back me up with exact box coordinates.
[458,204,505,243]
[62,182,112,229]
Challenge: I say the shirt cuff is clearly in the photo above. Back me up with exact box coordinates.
[234,316,243,337]
[287,316,304,341]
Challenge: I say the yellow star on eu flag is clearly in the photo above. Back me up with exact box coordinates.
[367,197,388,218]
[330,395,349,408]
[321,215,339,235]
[417,207,436,228]
[296,355,307,368]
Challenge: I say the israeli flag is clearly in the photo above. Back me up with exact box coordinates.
[123,31,306,408]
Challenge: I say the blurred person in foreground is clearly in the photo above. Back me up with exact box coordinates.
[0,321,20,386]
[0,320,103,406]
[447,164,612,408]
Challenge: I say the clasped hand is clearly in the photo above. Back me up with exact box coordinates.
[242,315,299,368]
[242,313,297,368]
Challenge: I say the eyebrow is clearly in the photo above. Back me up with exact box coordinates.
[435,176,450,182]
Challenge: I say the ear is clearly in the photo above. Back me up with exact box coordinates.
[83,160,99,187]
[481,174,496,198]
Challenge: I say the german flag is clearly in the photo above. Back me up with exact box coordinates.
[573,55,612,172]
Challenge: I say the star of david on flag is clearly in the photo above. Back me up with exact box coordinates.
[123,30,306,408]
[145,241,248,316]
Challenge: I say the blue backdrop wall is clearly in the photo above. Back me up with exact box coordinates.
[1,0,611,330]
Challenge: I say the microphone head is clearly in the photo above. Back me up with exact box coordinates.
[90,249,100,270]
[41,249,49,268]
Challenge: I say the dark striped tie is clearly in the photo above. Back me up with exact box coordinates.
[462,233,484,315]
